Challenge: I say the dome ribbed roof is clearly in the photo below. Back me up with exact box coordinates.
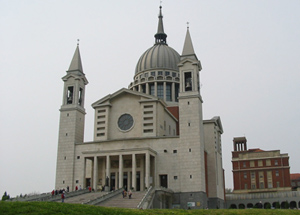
[135,44,180,74]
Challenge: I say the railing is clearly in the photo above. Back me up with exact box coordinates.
[85,188,123,205]
[226,190,300,200]
[10,189,90,202]
[137,186,153,209]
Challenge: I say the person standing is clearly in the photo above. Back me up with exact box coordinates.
[128,189,132,199]
[61,191,65,203]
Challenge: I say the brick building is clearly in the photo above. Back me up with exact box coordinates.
[232,137,291,193]
[291,173,300,191]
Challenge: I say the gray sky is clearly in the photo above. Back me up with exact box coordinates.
[1,0,299,197]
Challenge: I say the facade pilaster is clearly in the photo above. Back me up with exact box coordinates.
[106,155,110,187]
[119,154,123,189]
[132,154,137,190]
[163,81,166,101]
[145,152,150,188]
[93,156,98,190]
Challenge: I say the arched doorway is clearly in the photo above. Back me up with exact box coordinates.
[281,201,289,209]
[264,202,271,209]
[229,204,237,209]
[272,202,280,209]
[290,201,297,209]
[247,203,253,208]
[238,204,245,209]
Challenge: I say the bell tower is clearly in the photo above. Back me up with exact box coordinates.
[178,27,207,204]
[55,44,88,191]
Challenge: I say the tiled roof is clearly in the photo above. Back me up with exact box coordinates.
[290,173,300,180]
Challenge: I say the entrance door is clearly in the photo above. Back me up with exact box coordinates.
[110,173,115,190]
[160,175,168,188]
[86,178,91,188]
[123,172,128,190]
[136,172,140,191]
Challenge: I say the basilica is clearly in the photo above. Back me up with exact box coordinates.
[55,6,225,209]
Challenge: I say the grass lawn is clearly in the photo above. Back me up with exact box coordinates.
[0,202,300,215]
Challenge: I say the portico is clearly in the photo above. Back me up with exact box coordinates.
[82,148,156,191]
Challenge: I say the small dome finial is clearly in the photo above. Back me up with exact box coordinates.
[77,39,80,46]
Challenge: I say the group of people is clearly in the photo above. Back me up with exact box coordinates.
[122,189,133,199]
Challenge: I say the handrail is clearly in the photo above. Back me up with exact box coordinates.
[137,186,152,209]
[85,188,123,205]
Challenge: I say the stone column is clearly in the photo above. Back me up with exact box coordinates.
[145,152,150,189]
[93,156,98,191]
[172,82,175,102]
[102,158,106,187]
[82,157,86,190]
[119,154,123,189]
[128,171,131,190]
[138,84,142,92]
[106,155,110,188]
[146,83,149,94]
[132,154,136,190]
[140,156,145,191]
[163,82,166,101]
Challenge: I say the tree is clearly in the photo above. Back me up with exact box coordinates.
[225,188,232,193]
[1,192,10,201]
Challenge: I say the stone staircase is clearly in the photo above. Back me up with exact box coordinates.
[97,191,147,208]
[58,191,108,204]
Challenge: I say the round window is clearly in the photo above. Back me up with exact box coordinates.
[117,114,134,131]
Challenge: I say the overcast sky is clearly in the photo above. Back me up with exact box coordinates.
[1,0,299,197]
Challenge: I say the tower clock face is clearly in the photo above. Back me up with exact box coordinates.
[118,114,134,131]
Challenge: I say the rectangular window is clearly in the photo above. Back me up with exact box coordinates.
[251,184,256,189]
[144,73,148,77]
[67,86,74,104]
[173,150,177,154]
[243,162,246,168]
[275,171,279,177]
[150,83,155,95]
[165,71,170,76]
[244,172,247,179]
[266,159,271,166]
[78,88,83,105]
[244,183,248,190]
[158,71,163,76]
[174,176,178,180]
[172,72,176,77]
[275,160,278,166]
[251,172,255,179]
[250,161,255,167]
[277,181,280,188]
[260,182,264,189]
[76,180,79,184]
[151,71,156,76]
[258,160,263,167]
[77,156,80,159]
[166,83,171,101]
[190,175,192,179]
[268,182,273,188]
[184,72,192,91]
[157,83,163,99]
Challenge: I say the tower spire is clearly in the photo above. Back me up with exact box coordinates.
[181,26,197,60]
[68,43,83,73]
[154,6,167,44]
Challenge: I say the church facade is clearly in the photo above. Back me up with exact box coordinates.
[55,6,225,209]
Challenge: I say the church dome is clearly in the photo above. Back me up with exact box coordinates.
[135,44,180,75]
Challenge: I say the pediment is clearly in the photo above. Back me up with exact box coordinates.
[92,88,160,108]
